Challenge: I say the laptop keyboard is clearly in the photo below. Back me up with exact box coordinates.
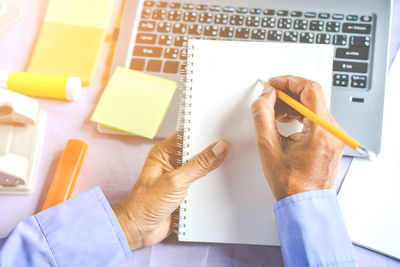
[130,1,374,90]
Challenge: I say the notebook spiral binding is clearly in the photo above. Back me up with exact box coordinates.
[174,44,195,238]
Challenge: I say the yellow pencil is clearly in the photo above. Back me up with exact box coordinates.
[258,80,375,159]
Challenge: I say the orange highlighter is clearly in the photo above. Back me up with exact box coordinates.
[42,139,88,210]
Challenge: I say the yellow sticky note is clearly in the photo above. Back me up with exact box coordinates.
[91,67,177,139]
[28,0,116,84]
[44,0,115,29]
[28,23,104,83]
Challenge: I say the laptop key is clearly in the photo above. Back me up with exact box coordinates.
[310,20,324,31]
[168,10,182,21]
[267,30,282,41]
[147,60,163,72]
[235,28,250,39]
[304,12,317,18]
[346,15,358,21]
[316,33,331,44]
[199,12,213,23]
[264,9,275,15]
[197,4,208,11]
[278,18,292,29]
[158,34,173,45]
[318,13,330,19]
[350,36,370,47]
[156,2,168,8]
[133,46,162,57]
[180,48,187,60]
[183,4,195,10]
[163,61,180,73]
[250,8,262,15]
[300,32,314,43]
[251,29,266,40]
[209,5,221,12]
[174,36,188,46]
[237,7,248,14]
[184,11,197,22]
[336,47,369,60]
[157,22,171,33]
[290,11,302,17]
[188,24,203,35]
[136,33,157,44]
[215,14,229,24]
[294,19,308,30]
[231,15,244,26]
[332,74,349,87]
[169,2,181,9]
[164,48,179,59]
[152,9,167,20]
[284,31,298,42]
[173,23,187,34]
[342,23,371,34]
[220,27,234,37]
[333,61,368,73]
[139,21,156,32]
[361,16,372,22]
[223,6,235,13]
[333,35,347,46]
[144,1,154,7]
[332,14,344,20]
[277,10,288,16]
[204,25,219,37]
[262,17,276,28]
[351,75,367,88]
[246,16,261,27]
[142,8,152,19]
[130,58,146,71]
[326,21,340,32]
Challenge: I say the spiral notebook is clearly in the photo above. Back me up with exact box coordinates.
[177,40,334,245]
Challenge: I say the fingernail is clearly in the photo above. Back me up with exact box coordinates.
[262,84,274,94]
[212,141,227,156]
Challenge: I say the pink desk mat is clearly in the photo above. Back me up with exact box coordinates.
[0,1,399,266]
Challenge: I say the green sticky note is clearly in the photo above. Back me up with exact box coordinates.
[91,67,177,139]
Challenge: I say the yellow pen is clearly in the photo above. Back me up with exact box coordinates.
[258,80,375,159]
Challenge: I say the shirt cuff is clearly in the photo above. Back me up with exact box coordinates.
[274,189,358,267]
[35,186,131,266]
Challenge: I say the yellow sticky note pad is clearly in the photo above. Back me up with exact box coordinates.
[28,0,115,84]
[28,23,104,83]
[91,67,177,139]
[44,0,115,29]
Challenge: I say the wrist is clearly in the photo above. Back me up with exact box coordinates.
[113,204,143,251]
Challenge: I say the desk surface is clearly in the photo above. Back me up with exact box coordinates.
[0,1,399,266]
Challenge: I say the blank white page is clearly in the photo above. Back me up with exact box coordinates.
[179,40,333,245]
[338,51,400,259]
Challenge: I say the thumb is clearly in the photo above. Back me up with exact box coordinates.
[252,83,281,151]
[172,141,228,185]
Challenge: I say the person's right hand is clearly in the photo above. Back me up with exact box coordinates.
[252,75,345,201]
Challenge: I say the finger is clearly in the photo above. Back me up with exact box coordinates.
[141,132,182,177]
[268,75,329,116]
[171,141,228,185]
[252,83,281,151]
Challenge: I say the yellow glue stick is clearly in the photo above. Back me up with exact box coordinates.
[0,70,82,101]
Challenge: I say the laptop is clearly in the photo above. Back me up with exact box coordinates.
[106,0,393,157]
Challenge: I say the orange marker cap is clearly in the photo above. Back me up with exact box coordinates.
[42,139,87,211]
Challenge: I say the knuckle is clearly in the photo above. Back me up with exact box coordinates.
[193,152,214,171]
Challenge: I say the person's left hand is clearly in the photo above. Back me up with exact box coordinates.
[113,132,228,250]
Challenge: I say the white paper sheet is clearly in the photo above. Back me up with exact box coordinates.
[338,53,400,259]
[179,40,333,245]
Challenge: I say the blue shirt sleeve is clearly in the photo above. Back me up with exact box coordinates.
[274,189,358,267]
[0,187,131,267]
